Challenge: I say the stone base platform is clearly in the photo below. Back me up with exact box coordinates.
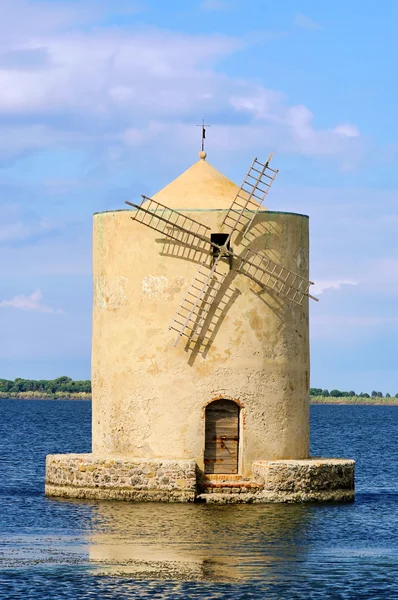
[45,454,355,504]
[45,454,197,502]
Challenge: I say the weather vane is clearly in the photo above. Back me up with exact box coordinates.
[197,119,210,152]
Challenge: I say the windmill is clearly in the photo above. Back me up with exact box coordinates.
[125,153,318,349]
[45,150,355,506]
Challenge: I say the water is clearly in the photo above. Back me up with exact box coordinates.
[0,401,397,599]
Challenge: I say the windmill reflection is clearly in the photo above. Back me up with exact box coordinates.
[86,502,313,582]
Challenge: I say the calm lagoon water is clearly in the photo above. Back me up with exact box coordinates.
[0,400,397,599]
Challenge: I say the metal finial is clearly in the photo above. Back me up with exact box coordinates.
[197,119,210,153]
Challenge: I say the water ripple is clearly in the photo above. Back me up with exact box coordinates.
[0,400,397,598]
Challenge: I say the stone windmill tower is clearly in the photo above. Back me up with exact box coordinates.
[45,144,355,504]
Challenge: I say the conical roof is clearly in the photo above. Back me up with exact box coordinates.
[151,152,241,210]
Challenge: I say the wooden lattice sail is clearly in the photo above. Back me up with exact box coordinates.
[222,154,279,242]
[169,261,227,345]
[125,152,318,347]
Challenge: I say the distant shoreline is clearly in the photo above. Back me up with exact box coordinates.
[0,392,91,401]
[1,393,397,405]
[310,396,398,406]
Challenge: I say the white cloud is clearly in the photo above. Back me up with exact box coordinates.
[0,1,142,41]
[0,31,240,117]
[227,93,362,161]
[0,4,362,166]
[0,47,52,71]
[334,123,360,138]
[116,118,363,172]
[0,1,87,40]
[312,280,358,296]
[0,290,63,314]
[294,13,321,31]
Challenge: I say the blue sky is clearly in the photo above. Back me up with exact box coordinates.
[1,0,397,393]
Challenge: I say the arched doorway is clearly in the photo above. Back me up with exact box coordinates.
[204,399,240,474]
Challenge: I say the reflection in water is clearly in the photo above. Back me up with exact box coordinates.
[86,501,312,582]
[3,403,398,597]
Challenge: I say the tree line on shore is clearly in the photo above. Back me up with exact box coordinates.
[0,376,91,394]
[0,378,395,399]
[310,388,397,398]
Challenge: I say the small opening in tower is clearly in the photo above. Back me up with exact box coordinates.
[211,233,232,268]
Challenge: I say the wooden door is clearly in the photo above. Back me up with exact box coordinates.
[204,399,239,474]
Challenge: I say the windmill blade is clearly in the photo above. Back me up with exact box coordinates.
[222,154,278,242]
[169,260,227,346]
[125,196,211,253]
[239,249,318,306]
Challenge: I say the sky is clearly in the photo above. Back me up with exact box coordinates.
[1,0,397,393]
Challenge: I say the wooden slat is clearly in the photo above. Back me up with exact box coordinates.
[221,154,279,242]
[204,399,239,474]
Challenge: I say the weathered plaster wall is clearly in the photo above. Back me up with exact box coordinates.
[92,208,310,477]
